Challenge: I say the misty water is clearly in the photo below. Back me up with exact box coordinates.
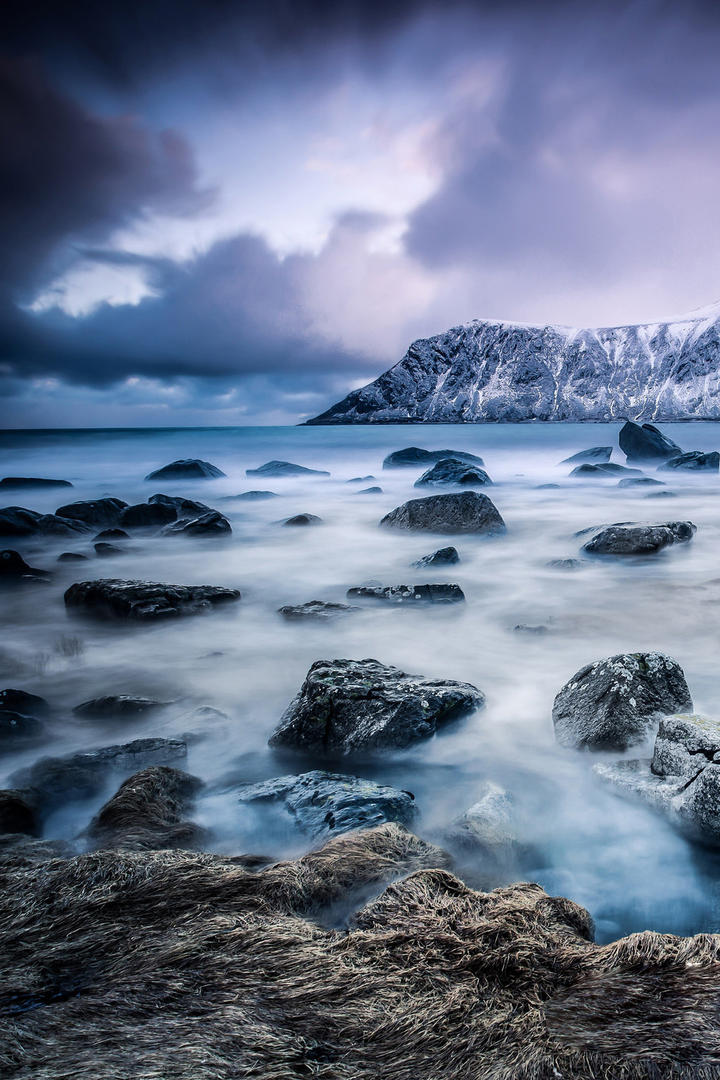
[3,421,720,944]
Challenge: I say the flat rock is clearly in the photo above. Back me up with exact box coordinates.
[581,520,695,555]
[660,451,720,472]
[382,447,484,469]
[280,513,322,526]
[570,463,642,478]
[160,511,232,536]
[73,696,168,720]
[55,498,127,528]
[619,421,682,462]
[617,477,665,487]
[269,657,484,754]
[414,458,492,488]
[552,651,692,750]
[0,477,72,490]
[229,490,278,500]
[278,601,356,620]
[413,546,460,568]
[0,790,39,835]
[87,766,205,851]
[559,447,613,464]
[64,579,241,620]
[380,491,506,535]
[346,584,465,604]
[246,461,330,477]
[237,770,416,838]
[145,459,225,481]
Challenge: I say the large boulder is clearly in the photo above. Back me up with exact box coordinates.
[559,447,612,464]
[552,652,692,750]
[64,579,241,620]
[149,493,213,515]
[581,521,695,556]
[269,657,484,754]
[346,584,465,604]
[119,501,177,528]
[619,421,682,461]
[414,458,492,488]
[380,491,506,535]
[278,601,356,620]
[382,447,484,468]
[413,546,460,568]
[246,461,330,477]
[145,459,225,481]
[55,498,127,528]
[237,770,417,838]
[0,477,72,490]
[160,511,232,536]
[660,451,720,472]
[86,766,205,851]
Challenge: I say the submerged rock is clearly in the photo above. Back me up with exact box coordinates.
[278,601,356,621]
[380,491,506,535]
[444,781,526,882]
[346,475,375,483]
[73,696,168,720]
[0,477,72,490]
[160,511,232,536]
[280,513,322,526]
[120,501,178,528]
[0,689,49,716]
[581,520,695,555]
[57,552,89,562]
[64,579,241,620]
[346,584,465,604]
[660,451,720,472]
[570,463,642,478]
[145,459,225,481]
[552,651,692,750]
[547,557,583,570]
[237,770,417,838]
[414,458,492,488]
[412,546,460,568]
[94,542,124,558]
[246,461,330,477]
[55,497,128,528]
[229,490,278,500]
[0,709,45,747]
[382,447,484,468]
[0,549,49,579]
[559,447,612,464]
[617,476,665,487]
[356,486,383,494]
[87,766,205,851]
[619,421,682,462]
[269,657,484,754]
[94,528,129,540]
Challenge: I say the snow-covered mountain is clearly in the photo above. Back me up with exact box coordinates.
[306,301,720,424]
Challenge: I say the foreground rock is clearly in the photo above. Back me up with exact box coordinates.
[64,579,241,620]
[413,546,460,567]
[237,770,416,838]
[347,584,465,604]
[570,463,641,478]
[619,421,682,461]
[380,491,506,535]
[0,477,72,490]
[73,696,168,720]
[382,447,484,468]
[0,549,49,580]
[4,822,720,1077]
[145,459,226,481]
[414,458,492,488]
[246,460,330,477]
[0,507,88,538]
[559,447,612,464]
[160,510,232,536]
[581,520,695,556]
[87,766,205,851]
[553,652,692,750]
[660,451,720,472]
[269,658,484,753]
[278,601,356,620]
[55,497,128,528]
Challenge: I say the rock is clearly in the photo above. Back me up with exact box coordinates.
[94,542,124,558]
[356,486,383,494]
[269,658,484,754]
[55,497,128,528]
[280,513,322,526]
[0,477,72,490]
[414,458,492,488]
[94,528,129,540]
[581,520,695,556]
[547,557,583,569]
[347,476,375,483]
[57,552,89,562]
[73,696,168,720]
[120,502,178,528]
[10,737,188,817]
[652,714,720,780]
[552,651,692,750]
[229,490,278,500]
[559,447,613,464]
[444,782,524,880]
[246,461,330,477]
[660,451,720,472]
[536,484,561,489]
[0,790,38,835]
[149,493,213,515]
[64,579,241,620]
[0,549,49,579]
[412,546,460,568]
[380,491,506,535]
[570,463,642,478]
[513,624,549,634]
[86,766,205,851]
[0,709,45,747]
[619,421,682,462]
[617,476,665,487]
[382,448,484,469]
[0,689,49,716]
[237,770,416,838]
[0,507,44,537]
[145,459,226,481]
[645,490,677,498]
[160,511,232,536]
[278,601,357,620]
[346,584,465,604]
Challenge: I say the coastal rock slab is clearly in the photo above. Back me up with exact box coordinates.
[269,657,484,754]
[246,461,330,477]
[581,521,695,555]
[0,477,72,490]
[73,696,168,719]
[617,477,665,488]
[380,491,506,535]
[560,447,612,464]
[619,421,683,461]
[660,451,720,472]
[414,458,492,488]
[346,584,465,604]
[145,459,225,481]
[552,652,692,750]
[570,463,641,478]
[382,447,484,468]
[64,579,241,620]
[278,601,356,620]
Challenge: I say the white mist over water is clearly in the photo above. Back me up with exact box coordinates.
[3,421,720,942]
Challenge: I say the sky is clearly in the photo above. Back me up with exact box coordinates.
[2,0,720,426]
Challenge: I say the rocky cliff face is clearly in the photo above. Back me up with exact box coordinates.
[307,301,720,423]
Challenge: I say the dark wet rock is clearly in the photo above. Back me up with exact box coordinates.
[94,528,129,540]
[356,486,383,494]
[382,447,484,469]
[73,696,168,720]
[0,689,49,716]
[94,542,124,558]
[86,766,205,851]
[660,451,720,472]
[412,546,460,568]
[269,657,484,754]
[280,513,322,526]
[237,770,416,838]
[347,583,465,604]
[513,624,549,635]
[581,520,695,555]
[55,497,128,528]
[0,709,45,747]
[0,477,72,490]
[414,458,492,488]
[552,651,692,750]
[0,507,44,537]
[0,549,49,579]
[559,447,613,465]
[380,491,506,535]
[536,483,561,490]
[10,737,188,818]
[145,459,225,481]
[57,552,89,562]
[0,790,38,836]
[278,601,357,621]
[228,490,278,500]
[617,476,665,488]
[570,463,642,478]
[120,502,178,528]
[64,579,241,620]
[645,490,678,498]
[38,514,90,537]
[160,511,232,537]
[547,557,583,570]
[346,475,375,483]
[619,420,682,462]
[149,493,213,515]
[246,461,330,477]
